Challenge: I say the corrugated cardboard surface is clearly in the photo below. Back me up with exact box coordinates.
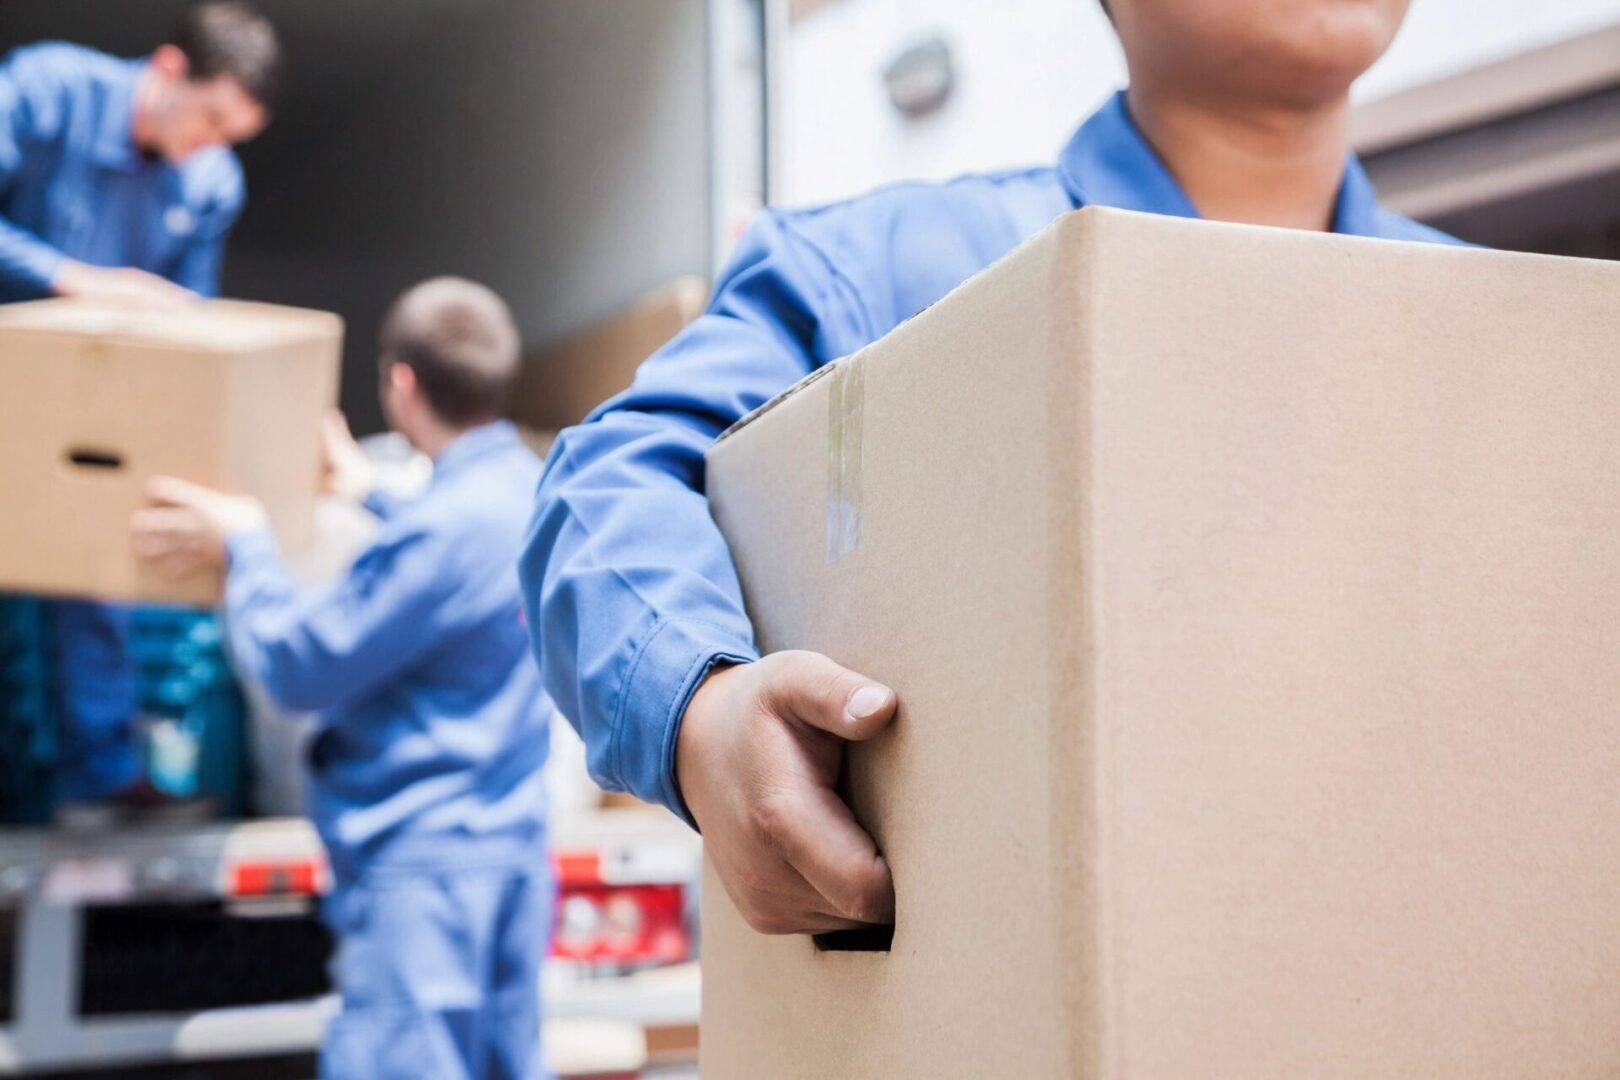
[511,276,706,430]
[0,299,341,605]
[703,208,1620,1078]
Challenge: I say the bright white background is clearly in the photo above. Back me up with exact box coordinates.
[784,0,1620,206]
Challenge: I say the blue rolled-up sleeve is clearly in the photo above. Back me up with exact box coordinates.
[0,47,69,297]
[223,523,457,713]
[520,210,876,822]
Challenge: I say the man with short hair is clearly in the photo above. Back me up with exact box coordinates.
[0,0,277,305]
[523,0,1464,939]
[133,278,553,1080]
[0,2,280,813]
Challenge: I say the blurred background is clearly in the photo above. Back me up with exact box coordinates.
[784,0,1620,212]
[4,0,1617,430]
[0,1,1617,1077]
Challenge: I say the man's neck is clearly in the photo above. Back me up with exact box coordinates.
[1125,82,1352,232]
[413,419,483,461]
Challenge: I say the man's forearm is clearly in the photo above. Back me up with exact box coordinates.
[220,528,305,695]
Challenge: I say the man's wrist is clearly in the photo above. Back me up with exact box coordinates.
[670,656,751,829]
[49,258,86,297]
[223,498,271,539]
[594,614,758,827]
[346,473,379,505]
[223,523,277,567]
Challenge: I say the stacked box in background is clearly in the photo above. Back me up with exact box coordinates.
[511,276,707,450]
[0,298,342,605]
[704,208,1620,1078]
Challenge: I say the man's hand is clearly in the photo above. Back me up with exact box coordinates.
[132,476,269,580]
[52,260,197,311]
[319,409,376,503]
[676,651,898,934]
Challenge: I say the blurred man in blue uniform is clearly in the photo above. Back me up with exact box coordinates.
[133,278,553,1080]
[522,0,1466,937]
[0,3,279,812]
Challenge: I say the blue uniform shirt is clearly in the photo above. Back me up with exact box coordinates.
[521,90,1465,824]
[0,42,244,301]
[227,421,551,876]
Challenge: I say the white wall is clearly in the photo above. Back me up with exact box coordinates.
[784,0,1119,206]
[785,0,1620,207]
[1363,0,1620,97]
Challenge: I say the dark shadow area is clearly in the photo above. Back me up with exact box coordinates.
[813,922,895,953]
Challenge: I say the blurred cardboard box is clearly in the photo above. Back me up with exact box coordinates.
[704,207,1620,1078]
[0,298,341,605]
[512,276,706,433]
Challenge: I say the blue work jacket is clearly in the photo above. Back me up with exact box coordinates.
[230,422,551,876]
[0,42,243,301]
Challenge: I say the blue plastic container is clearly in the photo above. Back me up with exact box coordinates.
[0,597,246,822]
[0,596,57,824]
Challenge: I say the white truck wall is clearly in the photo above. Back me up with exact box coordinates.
[0,0,713,433]
[783,0,1620,207]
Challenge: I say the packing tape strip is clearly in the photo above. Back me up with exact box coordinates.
[826,355,865,562]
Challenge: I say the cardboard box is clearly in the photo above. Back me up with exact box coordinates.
[511,276,706,431]
[0,298,342,605]
[703,207,1620,1078]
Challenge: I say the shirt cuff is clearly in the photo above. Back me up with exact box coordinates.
[615,617,758,828]
[225,526,280,570]
[362,486,406,521]
[28,246,66,296]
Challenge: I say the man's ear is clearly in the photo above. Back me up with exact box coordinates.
[388,361,418,400]
[150,43,191,81]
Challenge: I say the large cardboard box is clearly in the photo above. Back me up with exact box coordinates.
[0,299,342,605]
[511,276,706,432]
[703,208,1620,1078]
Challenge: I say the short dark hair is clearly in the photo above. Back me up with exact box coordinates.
[379,278,522,428]
[167,2,282,107]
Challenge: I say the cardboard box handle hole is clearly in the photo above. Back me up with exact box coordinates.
[65,446,126,471]
[813,923,894,953]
